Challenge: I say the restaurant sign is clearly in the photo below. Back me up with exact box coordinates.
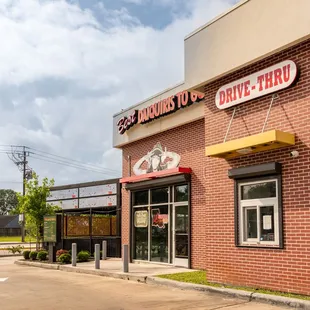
[43,215,57,243]
[215,60,298,110]
[117,91,204,135]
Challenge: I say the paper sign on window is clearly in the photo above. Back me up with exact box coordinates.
[263,215,272,230]
[134,211,148,228]
[152,209,168,229]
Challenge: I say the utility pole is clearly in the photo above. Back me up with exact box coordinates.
[21,147,26,242]
[7,145,33,243]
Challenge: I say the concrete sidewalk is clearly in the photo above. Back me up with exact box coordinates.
[16,258,195,283]
[67,258,194,276]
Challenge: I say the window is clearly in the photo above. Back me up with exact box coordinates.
[241,181,276,200]
[238,179,281,247]
[134,190,148,206]
[175,185,188,202]
[151,188,169,204]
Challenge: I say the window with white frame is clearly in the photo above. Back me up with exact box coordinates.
[238,179,280,247]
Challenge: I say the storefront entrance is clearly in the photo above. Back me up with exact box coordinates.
[132,184,189,267]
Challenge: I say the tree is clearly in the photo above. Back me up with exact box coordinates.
[0,189,19,215]
[17,173,59,250]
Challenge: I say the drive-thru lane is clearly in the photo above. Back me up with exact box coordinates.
[0,257,288,310]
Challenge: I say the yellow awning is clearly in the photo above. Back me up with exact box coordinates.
[206,130,295,159]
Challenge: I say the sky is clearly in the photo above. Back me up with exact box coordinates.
[0,0,238,192]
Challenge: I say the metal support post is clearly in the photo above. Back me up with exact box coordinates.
[48,243,56,263]
[102,241,107,260]
[123,245,129,273]
[262,94,279,133]
[95,244,100,270]
[72,243,77,267]
[224,108,237,142]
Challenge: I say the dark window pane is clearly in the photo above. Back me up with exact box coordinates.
[151,205,168,263]
[241,181,276,200]
[175,205,189,234]
[134,190,148,206]
[175,235,188,258]
[245,208,257,239]
[260,206,275,241]
[151,188,168,204]
[133,207,148,260]
[175,185,188,202]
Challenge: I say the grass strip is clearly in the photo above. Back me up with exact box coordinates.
[0,236,32,242]
[157,271,310,301]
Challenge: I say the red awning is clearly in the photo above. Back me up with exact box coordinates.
[120,167,192,184]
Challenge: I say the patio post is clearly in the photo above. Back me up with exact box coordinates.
[123,245,129,273]
[95,244,100,270]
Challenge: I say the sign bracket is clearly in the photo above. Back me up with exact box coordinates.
[224,107,237,143]
[261,94,279,133]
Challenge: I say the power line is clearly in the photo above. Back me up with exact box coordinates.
[0,145,24,148]
[0,181,22,184]
[0,150,120,176]
[26,147,120,174]
[29,155,120,177]
[0,145,120,173]
[0,144,121,177]
[28,151,120,175]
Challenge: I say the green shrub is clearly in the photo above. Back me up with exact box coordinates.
[68,249,72,255]
[29,251,38,260]
[93,250,103,259]
[8,245,24,254]
[37,251,48,261]
[58,253,71,264]
[77,251,90,262]
[23,250,31,260]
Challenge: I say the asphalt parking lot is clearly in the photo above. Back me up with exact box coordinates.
[0,257,289,310]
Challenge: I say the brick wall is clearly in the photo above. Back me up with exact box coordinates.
[121,119,206,269]
[204,39,310,295]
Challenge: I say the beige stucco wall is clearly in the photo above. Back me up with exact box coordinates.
[185,0,310,92]
[113,83,204,148]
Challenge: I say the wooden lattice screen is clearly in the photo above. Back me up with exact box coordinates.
[64,215,117,237]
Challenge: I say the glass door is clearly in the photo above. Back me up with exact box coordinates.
[133,207,149,260]
[151,205,169,263]
[132,184,189,266]
[173,204,189,267]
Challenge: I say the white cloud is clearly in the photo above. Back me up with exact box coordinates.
[0,0,235,192]
[122,0,143,4]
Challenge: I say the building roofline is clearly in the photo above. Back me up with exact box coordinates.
[184,0,250,41]
[50,178,120,191]
[113,82,185,117]
[114,1,250,118]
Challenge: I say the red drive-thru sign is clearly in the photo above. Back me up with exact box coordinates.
[215,60,298,110]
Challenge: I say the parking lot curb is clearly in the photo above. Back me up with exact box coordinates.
[59,265,147,283]
[14,260,147,283]
[147,277,310,309]
[14,260,310,309]
[15,260,60,270]
[251,292,310,309]
[146,277,252,300]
